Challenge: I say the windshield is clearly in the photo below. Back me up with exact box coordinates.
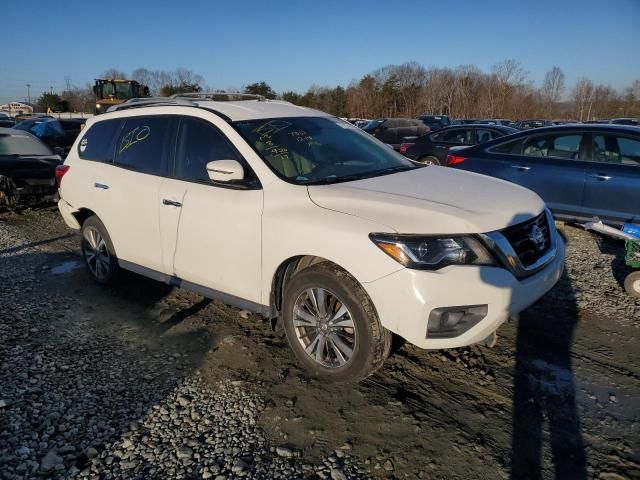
[99,81,136,100]
[0,134,53,156]
[361,120,383,131]
[233,117,418,185]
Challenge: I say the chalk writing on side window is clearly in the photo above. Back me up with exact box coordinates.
[119,126,151,154]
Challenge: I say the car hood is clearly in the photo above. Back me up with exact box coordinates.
[307,166,545,234]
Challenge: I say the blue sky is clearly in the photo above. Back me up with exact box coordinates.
[2,0,639,103]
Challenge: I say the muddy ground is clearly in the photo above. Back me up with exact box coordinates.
[1,206,638,479]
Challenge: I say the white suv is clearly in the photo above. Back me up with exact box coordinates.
[57,95,565,382]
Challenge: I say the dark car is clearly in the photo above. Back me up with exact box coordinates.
[445,125,640,225]
[0,113,16,128]
[13,117,49,132]
[610,118,639,126]
[362,118,429,150]
[401,124,518,165]
[15,118,86,156]
[513,119,554,130]
[417,115,452,131]
[474,119,514,127]
[0,128,62,207]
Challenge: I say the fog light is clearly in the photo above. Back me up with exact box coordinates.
[427,305,488,338]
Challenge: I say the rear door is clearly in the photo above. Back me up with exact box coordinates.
[93,115,173,273]
[582,132,640,223]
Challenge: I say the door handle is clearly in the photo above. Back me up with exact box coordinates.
[94,182,109,189]
[589,174,612,181]
[511,165,531,171]
[162,199,182,207]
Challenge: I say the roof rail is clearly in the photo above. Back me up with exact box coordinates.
[106,97,196,112]
[170,92,266,102]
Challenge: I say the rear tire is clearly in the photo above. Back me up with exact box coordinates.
[281,263,392,382]
[417,155,441,166]
[80,216,119,285]
[624,271,640,299]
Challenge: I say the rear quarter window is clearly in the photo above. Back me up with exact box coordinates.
[78,119,122,162]
[489,138,523,154]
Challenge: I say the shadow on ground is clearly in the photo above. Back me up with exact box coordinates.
[0,249,214,477]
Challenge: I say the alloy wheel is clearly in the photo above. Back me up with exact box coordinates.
[293,287,356,368]
[82,226,111,281]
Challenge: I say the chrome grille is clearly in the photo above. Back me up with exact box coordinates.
[501,212,551,267]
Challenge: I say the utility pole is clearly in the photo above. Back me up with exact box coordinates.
[26,84,31,104]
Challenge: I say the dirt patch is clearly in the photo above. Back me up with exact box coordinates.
[2,208,638,479]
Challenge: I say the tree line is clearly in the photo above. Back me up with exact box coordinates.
[36,61,640,121]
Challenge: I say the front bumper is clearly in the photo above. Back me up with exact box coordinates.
[363,232,565,349]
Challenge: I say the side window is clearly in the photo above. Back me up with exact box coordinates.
[475,129,495,144]
[489,138,523,154]
[78,119,122,162]
[174,118,242,182]
[114,116,170,175]
[522,134,582,159]
[593,135,640,166]
[442,129,472,144]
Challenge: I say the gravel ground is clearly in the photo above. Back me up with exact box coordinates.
[0,207,638,480]
[0,209,366,480]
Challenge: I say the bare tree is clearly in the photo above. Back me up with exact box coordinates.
[540,66,566,117]
[571,77,595,121]
[101,68,128,80]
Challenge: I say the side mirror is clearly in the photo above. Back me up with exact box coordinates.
[206,160,244,182]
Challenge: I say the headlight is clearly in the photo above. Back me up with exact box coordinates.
[369,233,495,270]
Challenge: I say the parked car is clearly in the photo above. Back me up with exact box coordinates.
[0,112,16,128]
[610,118,639,126]
[13,117,49,132]
[0,128,62,206]
[513,120,554,130]
[446,125,640,225]
[401,125,518,165]
[417,115,452,131]
[361,118,429,150]
[33,118,87,155]
[57,96,564,382]
[14,118,86,156]
[474,119,514,127]
[453,119,479,125]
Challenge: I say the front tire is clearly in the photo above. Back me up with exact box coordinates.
[417,155,441,166]
[624,271,640,299]
[281,264,391,382]
[81,216,119,285]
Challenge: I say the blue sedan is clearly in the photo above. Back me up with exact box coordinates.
[446,125,640,225]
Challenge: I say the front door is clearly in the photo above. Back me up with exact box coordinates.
[497,131,588,216]
[160,116,264,304]
[582,132,640,223]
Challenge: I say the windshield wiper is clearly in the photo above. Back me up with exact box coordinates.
[302,165,420,186]
[301,174,367,186]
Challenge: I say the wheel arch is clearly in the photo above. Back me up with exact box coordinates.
[269,255,358,321]
[72,207,98,227]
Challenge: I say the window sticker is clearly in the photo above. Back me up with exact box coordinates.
[79,137,88,152]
